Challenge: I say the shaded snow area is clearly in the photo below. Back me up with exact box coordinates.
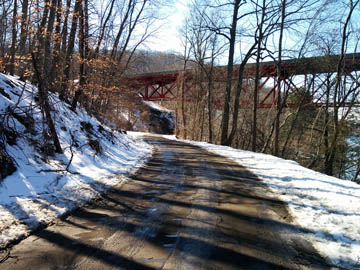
[143,101,174,134]
[143,100,173,113]
[0,74,152,248]
[163,135,360,269]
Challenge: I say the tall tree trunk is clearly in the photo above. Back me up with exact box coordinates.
[177,36,189,139]
[207,60,214,143]
[17,0,29,79]
[84,0,89,59]
[226,43,256,146]
[18,0,28,52]
[95,0,115,55]
[252,0,266,152]
[220,0,241,145]
[280,91,309,157]
[191,73,200,140]
[61,0,72,54]
[8,0,17,75]
[60,0,81,100]
[111,0,136,60]
[43,0,57,82]
[325,0,359,175]
[71,0,86,111]
[49,0,63,84]
[179,71,187,139]
[35,0,50,53]
[31,53,62,154]
[274,0,286,156]
[113,0,147,63]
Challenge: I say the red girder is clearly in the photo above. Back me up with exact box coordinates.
[126,53,360,108]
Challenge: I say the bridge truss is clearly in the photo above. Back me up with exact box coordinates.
[126,53,360,108]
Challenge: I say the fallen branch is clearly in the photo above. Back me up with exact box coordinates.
[38,169,80,175]
[0,249,10,264]
[38,132,79,175]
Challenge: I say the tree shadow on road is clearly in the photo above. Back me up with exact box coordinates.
[2,137,334,269]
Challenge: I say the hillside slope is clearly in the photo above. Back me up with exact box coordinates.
[0,73,152,248]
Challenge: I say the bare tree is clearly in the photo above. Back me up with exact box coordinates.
[31,53,62,154]
[177,18,191,139]
[324,0,360,175]
[94,0,116,55]
[273,0,286,156]
[60,0,82,100]
[71,0,88,111]
[251,0,267,151]
[182,2,225,142]
[18,0,28,53]
[61,0,72,54]
[7,0,17,75]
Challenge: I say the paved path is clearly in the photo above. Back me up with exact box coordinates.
[1,136,330,269]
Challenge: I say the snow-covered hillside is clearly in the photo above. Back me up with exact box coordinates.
[0,74,152,248]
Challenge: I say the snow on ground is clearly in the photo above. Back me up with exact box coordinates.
[0,74,153,248]
[162,135,360,269]
[143,100,173,113]
[1,71,359,268]
[339,106,360,122]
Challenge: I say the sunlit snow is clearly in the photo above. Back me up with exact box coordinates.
[1,73,360,270]
[163,135,360,269]
[0,74,152,248]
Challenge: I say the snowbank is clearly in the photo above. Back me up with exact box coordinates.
[164,135,360,269]
[0,74,152,248]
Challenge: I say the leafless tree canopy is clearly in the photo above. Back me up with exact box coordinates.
[173,0,360,182]
[0,0,359,182]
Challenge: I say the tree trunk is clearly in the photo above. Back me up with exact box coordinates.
[61,0,72,54]
[252,0,266,152]
[71,0,86,111]
[31,53,62,154]
[18,0,28,54]
[111,0,136,60]
[95,0,115,55]
[44,0,57,80]
[8,0,17,75]
[17,0,29,80]
[352,158,360,183]
[325,0,359,175]
[83,0,89,59]
[207,61,214,143]
[60,0,81,100]
[226,43,256,146]
[113,0,147,63]
[220,0,240,145]
[180,73,187,139]
[274,0,286,156]
[35,0,50,53]
[49,0,63,85]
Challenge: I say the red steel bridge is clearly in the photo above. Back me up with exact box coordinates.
[126,53,360,108]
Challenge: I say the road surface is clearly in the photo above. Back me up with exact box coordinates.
[1,136,330,269]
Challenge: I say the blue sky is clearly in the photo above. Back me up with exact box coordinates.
[140,0,189,53]
[136,0,190,53]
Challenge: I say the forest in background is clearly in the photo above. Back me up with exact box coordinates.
[0,0,359,182]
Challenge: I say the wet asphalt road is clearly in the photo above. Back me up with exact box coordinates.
[1,136,330,270]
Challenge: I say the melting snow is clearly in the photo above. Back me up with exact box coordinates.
[1,71,360,270]
[0,74,153,248]
[163,135,360,269]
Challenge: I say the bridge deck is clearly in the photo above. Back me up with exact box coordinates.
[124,53,360,107]
[128,53,360,85]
